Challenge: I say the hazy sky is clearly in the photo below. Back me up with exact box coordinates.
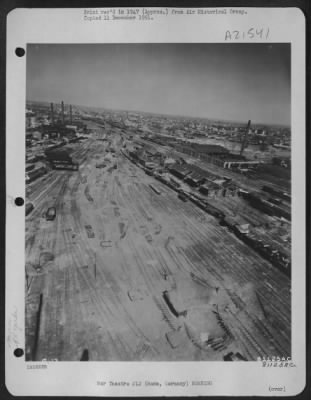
[27,43,290,125]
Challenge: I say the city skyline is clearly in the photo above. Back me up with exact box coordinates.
[26,99,290,129]
[26,43,290,126]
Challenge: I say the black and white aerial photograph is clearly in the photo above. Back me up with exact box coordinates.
[25,43,291,362]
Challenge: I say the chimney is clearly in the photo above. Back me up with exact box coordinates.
[70,105,72,124]
[240,120,251,156]
[50,102,54,125]
[61,101,65,125]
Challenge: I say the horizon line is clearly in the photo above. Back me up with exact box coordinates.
[26,98,291,128]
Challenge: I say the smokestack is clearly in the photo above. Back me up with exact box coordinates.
[70,105,72,124]
[50,102,54,125]
[61,101,65,125]
[240,120,251,156]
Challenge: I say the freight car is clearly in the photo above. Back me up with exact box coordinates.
[220,216,291,277]
[45,149,79,171]
[145,168,154,176]
[46,207,56,221]
[224,352,247,361]
[237,231,290,277]
[262,185,291,202]
[25,202,34,216]
[204,202,225,219]
[26,166,47,183]
[178,192,188,202]
[189,195,225,219]
[149,184,161,195]
[244,192,291,221]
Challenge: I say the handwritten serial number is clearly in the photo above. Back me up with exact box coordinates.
[225,28,270,41]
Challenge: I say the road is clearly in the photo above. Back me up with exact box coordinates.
[25,135,291,361]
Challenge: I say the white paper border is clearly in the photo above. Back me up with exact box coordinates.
[6,7,306,396]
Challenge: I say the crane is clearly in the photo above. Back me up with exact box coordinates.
[240,120,251,156]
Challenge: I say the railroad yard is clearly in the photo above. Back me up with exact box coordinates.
[25,127,291,362]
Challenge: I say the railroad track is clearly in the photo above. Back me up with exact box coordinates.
[26,137,291,361]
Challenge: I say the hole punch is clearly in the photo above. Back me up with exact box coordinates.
[15,197,24,206]
[14,348,24,357]
[15,47,25,57]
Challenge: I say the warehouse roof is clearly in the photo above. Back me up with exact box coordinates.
[185,171,206,183]
[169,165,193,177]
[200,181,221,191]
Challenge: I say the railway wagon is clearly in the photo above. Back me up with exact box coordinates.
[25,202,34,216]
[178,192,188,202]
[50,161,79,170]
[238,232,291,277]
[224,352,247,361]
[149,184,161,195]
[187,194,225,219]
[203,201,225,219]
[244,192,291,221]
[45,149,79,171]
[46,207,56,221]
[219,212,291,277]
[26,166,47,183]
[262,185,291,202]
